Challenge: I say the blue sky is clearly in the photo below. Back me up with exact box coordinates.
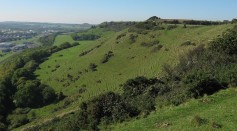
[0,0,236,24]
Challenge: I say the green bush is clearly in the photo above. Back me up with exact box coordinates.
[167,25,177,30]
[191,115,206,126]
[210,27,237,55]
[89,63,97,72]
[7,114,29,129]
[66,92,137,130]
[71,33,100,41]
[14,80,58,108]
[59,42,72,49]
[101,51,114,63]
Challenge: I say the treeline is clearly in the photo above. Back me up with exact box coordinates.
[98,22,137,31]
[39,33,59,45]
[71,33,100,41]
[61,26,237,130]
[0,41,80,130]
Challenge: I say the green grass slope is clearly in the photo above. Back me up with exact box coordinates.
[110,88,237,131]
[54,35,78,46]
[16,24,233,130]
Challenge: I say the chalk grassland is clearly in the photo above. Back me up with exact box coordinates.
[16,24,233,130]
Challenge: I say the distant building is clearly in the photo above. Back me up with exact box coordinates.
[0,42,14,48]
[2,48,11,53]
[12,44,28,52]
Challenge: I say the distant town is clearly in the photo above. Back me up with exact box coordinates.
[0,42,37,53]
[0,22,91,53]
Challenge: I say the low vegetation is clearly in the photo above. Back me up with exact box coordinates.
[101,51,114,63]
[7,19,235,130]
[0,41,81,129]
[58,25,237,130]
[39,33,58,45]
[71,33,100,41]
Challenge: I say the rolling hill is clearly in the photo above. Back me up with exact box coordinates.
[0,19,235,130]
[11,23,235,130]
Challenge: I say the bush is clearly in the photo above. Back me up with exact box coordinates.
[184,71,226,98]
[7,114,29,129]
[67,92,137,130]
[129,34,138,43]
[0,122,6,131]
[101,51,114,63]
[71,33,100,41]
[122,76,158,97]
[167,25,177,30]
[209,28,237,55]
[151,45,163,52]
[59,42,72,49]
[181,41,196,46]
[14,80,58,108]
[116,33,126,40]
[89,63,97,72]
[72,42,80,46]
[39,33,57,45]
[141,40,160,47]
[191,115,206,126]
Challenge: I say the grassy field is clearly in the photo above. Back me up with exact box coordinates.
[16,24,234,130]
[12,36,42,45]
[54,35,78,46]
[0,52,16,63]
[109,88,237,131]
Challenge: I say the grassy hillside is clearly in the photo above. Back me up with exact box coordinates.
[37,24,233,95]
[15,24,234,130]
[109,88,237,131]
[54,35,78,46]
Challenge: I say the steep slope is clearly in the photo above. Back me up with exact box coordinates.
[16,24,233,130]
[110,88,237,131]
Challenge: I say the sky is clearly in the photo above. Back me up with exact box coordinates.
[0,0,236,24]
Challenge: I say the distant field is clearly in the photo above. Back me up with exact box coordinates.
[110,88,237,131]
[54,34,78,46]
[0,36,41,63]
[0,52,16,63]
[16,24,234,130]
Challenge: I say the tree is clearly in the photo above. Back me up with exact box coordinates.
[40,84,57,104]
[232,18,237,24]
[59,42,72,49]
[14,80,42,108]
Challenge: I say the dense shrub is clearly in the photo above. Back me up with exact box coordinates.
[39,33,58,45]
[59,42,72,49]
[141,40,160,47]
[99,22,136,31]
[128,21,164,34]
[71,33,100,41]
[116,33,126,40]
[151,45,163,52]
[14,80,57,108]
[183,20,222,25]
[181,41,196,46]
[79,44,102,57]
[7,114,29,129]
[167,25,177,30]
[183,70,226,98]
[71,42,80,46]
[101,51,114,63]
[209,27,237,56]
[0,46,66,129]
[89,63,97,72]
[129,34,138,43]
[66,92,137,130]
